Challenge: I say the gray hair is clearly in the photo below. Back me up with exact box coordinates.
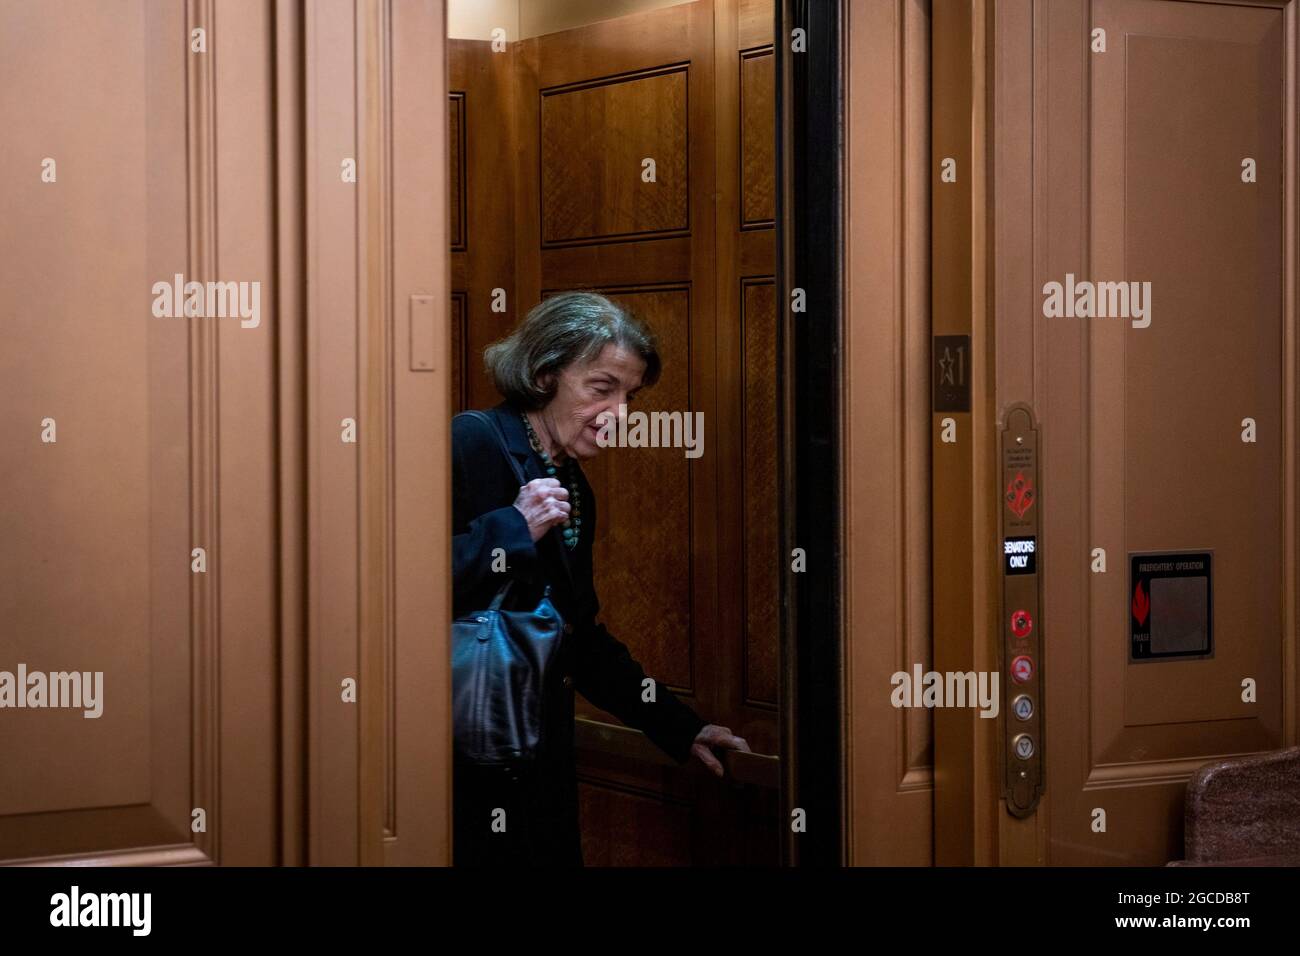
[483,292,661,409]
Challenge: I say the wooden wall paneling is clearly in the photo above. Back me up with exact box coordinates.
[716,0,778,804]
[1289,0,1300,756]
[213,0,282,865]
[187,0,223,867]
[970,0,999,869]
[0,0,447,868]
[540,67,690,245]
[305,0,361,866]
[717,0,746,771]
[577,780,695,866]
[302,0,449,869]
[514,0,723,864]
[449,38,515,412]
[929,0,997,868]
[381,0,452,865]
[582,286,695,686]
[306,0,449,869]
[929,0,974,867]
[739,47,775,230]
[448,86,466,413]
[741,279,778,708]
[1077,0,1284,865]
[993,0,1297,866]
[0,0,284,865]
[738,0,773,48]
[448,92,467,252]
[1,0,198,865]
[356,0,391,869]
[273,0,308,869]
[450,292,469,411]
[842,0,935,866]
[513,36,543,307]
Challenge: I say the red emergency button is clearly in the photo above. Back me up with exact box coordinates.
[1011,609,1033,638]
[1010,655,1035,684]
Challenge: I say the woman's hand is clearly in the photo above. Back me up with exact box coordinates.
[690,724,752,778]
[513,477,571,543]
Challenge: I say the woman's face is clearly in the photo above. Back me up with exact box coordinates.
[538,343,646,461]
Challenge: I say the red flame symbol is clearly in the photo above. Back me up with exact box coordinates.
[1132,581,1150,627]
[1006,472,1035,518]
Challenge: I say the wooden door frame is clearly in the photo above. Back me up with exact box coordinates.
[342,0,452,866]
[839,0,939,866]
[929,0,998,868]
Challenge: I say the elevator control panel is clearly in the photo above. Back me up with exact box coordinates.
[1000,403,1043,817]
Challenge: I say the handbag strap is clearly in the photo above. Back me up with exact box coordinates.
[487,577,513,610]
[463,409,577,594]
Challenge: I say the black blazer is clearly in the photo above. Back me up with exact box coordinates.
[451,401,706,864]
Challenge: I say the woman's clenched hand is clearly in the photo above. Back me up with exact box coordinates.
[690,724,752,778]
[513,477,571,543]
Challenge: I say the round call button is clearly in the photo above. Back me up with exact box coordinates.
[1010,655,1034,684]
[1011,609,1033,638]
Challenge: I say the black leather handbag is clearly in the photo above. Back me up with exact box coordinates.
[452,410,571,766]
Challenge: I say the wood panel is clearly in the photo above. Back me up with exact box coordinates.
[540,66,690,246]
[992,0,1296,866]
[514,0,721,864]
[717,0,777,763]
[449,39,516,412]
[842,0,935,866]
[306,0,362,866]
[578,781,694,865]
[450,292,469,412]
[0,0,448,869]
[738,0,773,48]
[382,0,453,865]
[448,92,466,251]
[1083,0,1283,862]
[712,0,778,865]
[0,0,279,865]
[577,286,696,688]
[304,0,454,868]
[739,47,775,229]
[311,0,452,867]
[929,0,985,867]
[741,279,778,706]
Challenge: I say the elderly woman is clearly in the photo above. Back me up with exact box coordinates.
[452,292,749,866]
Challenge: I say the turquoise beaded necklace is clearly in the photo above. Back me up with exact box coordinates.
[521,412,582,549]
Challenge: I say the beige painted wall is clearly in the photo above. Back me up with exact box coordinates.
[448,0,693,40]
[448,0,518,40]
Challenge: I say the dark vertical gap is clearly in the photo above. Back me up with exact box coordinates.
[270,0,310,867]
[270,0,285,869]
[778,0,844,867]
